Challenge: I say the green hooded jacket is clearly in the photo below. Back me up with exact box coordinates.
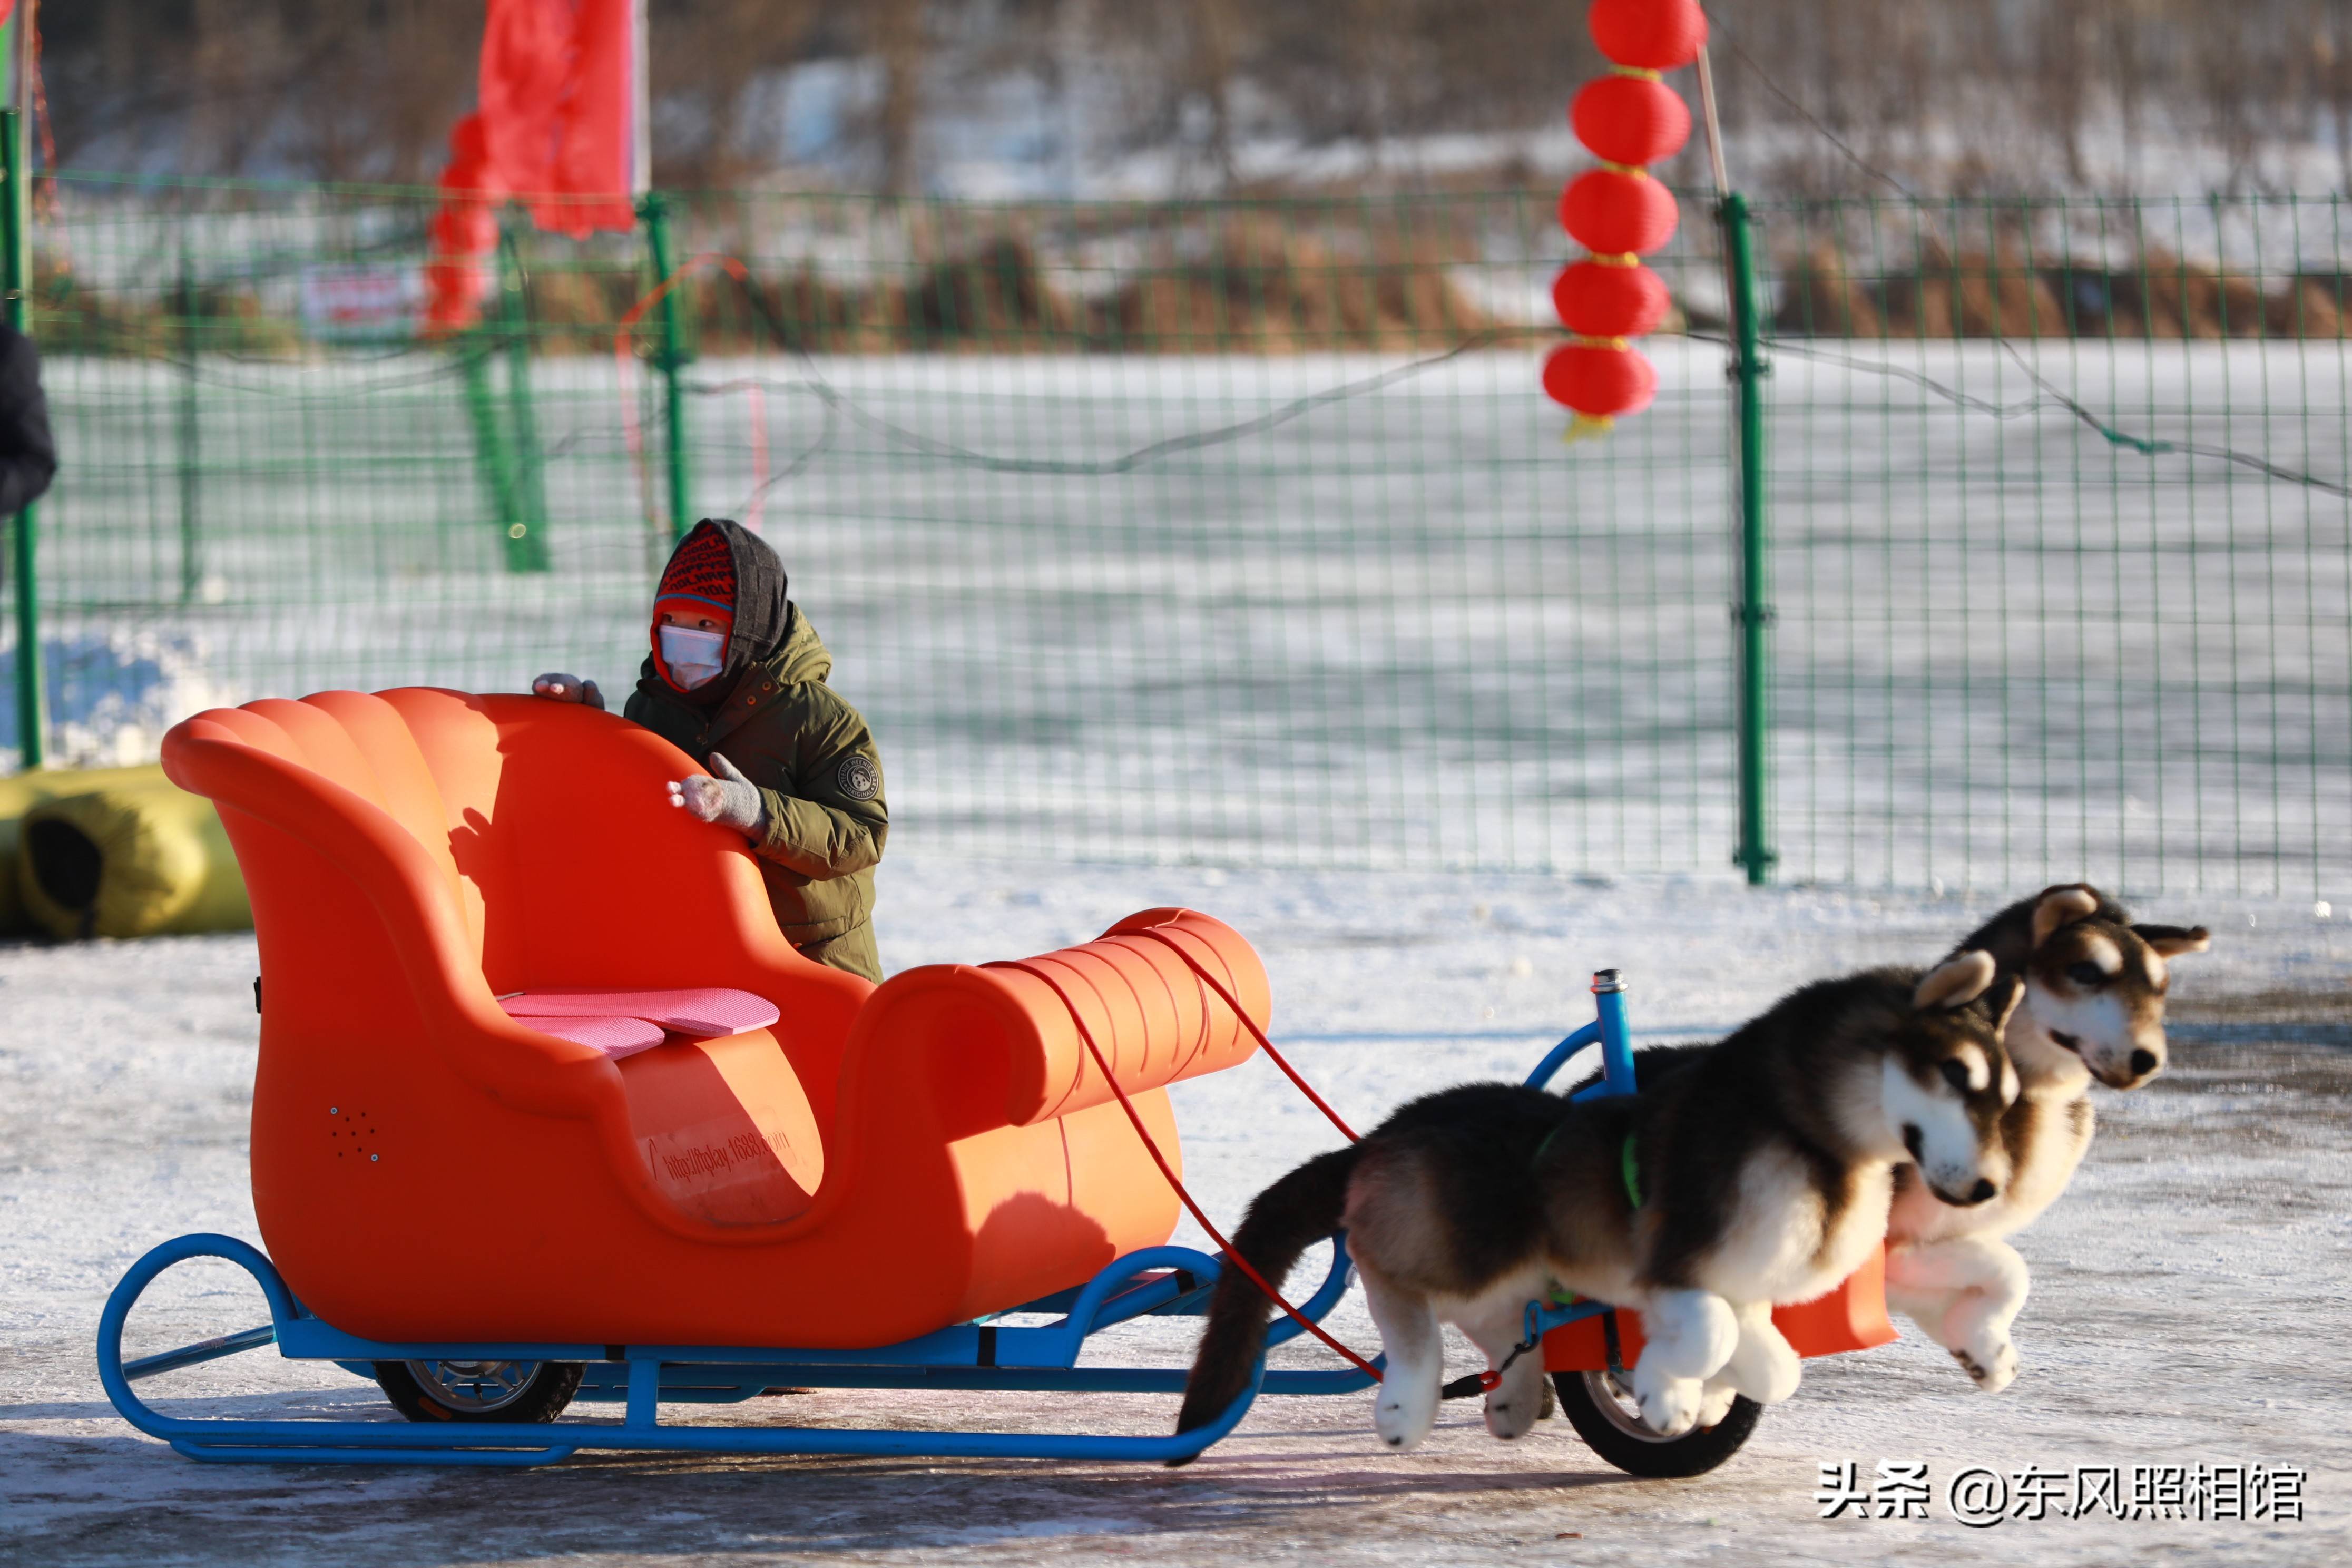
[624,602,887,950]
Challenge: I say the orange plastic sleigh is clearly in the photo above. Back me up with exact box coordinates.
[95,688,1894,1474]
[99,688,1316,1466]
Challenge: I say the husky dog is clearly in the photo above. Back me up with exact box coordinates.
[1564,886,2212,1396]
[1171,954,2019,1457]
[1884,885,2210,1393]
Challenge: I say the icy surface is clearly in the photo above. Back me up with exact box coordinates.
[30,340,2352,891]
[2,860,2346,1564]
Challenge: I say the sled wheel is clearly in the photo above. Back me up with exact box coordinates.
[1552,1369,1760,1478]
[373,1359,584,1424]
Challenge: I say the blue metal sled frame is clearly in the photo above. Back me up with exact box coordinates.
[97,977,1636,1467]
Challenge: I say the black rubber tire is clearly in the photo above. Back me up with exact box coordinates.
[1552,1370,1761,1478]
[373,1360,585,1424]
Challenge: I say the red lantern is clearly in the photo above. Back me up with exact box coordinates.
[1571,75,1691,167]
[1587,0,1708,72]
[1542,341,1658,418]
[1559,168,1679,255]
[1552,259,1671,339]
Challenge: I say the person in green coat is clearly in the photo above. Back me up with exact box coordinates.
[531,518,887,981]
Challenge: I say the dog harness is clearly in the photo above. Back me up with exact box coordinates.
[1531,1124,1645,1210]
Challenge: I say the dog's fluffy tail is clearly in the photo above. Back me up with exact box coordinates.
[1168,1144,1360,1462]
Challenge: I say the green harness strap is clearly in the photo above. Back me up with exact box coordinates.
[1532,1124,1644,1210]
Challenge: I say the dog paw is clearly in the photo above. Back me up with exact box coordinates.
[1751,1340,1802,1405]
[1634,1373,1703,1437]
[1374,1388,1437,1451]
[1697,1378,1740,1428]
[1721,1311,1804,1405]
[1484,1377,1543,1441]
[1952,1336,2019,1394]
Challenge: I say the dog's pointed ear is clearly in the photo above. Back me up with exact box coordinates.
[1915,950,1996,1010]
[1986,974,2025,1037]
[2031,886,2102,946]
[2133,923,2211,957]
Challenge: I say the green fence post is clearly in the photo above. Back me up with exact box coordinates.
[459,329,526,568]
[495,228,550,572]
[177,240,203,603]
[1722,191,1775,885]
[3,102,43,770]
[454,224,547,575]
[640,192,694,540]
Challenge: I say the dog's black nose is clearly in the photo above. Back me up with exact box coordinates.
[1968,1179,1997,1204]
[1903,1124,1923,1162]
[2130,1048,2159,1077]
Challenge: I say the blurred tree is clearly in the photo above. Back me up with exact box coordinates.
[648,0,825,185]
[45,0,482,181]
[865,0,929,195]
[2321,1,2352,195]
[28,0,2352,194]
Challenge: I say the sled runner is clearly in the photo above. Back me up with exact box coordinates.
[99,689,1891,1474]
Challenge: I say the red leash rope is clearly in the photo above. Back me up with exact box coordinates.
[992,957,1384,1383]
[1125,928,1361,1143]
[1144,938,1576,1398]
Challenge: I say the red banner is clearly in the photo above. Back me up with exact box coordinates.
[426,0,645,332]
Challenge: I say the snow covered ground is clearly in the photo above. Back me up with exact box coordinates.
[3,859,2345,1565]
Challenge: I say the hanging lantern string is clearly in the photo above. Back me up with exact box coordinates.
[1542,0,1710,434]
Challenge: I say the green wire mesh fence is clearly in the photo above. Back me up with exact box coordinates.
[2,177,2345,897]
[1759,197,2350,895]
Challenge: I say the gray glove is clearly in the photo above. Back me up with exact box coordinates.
[532,672,605,711]
[667,752,769,839]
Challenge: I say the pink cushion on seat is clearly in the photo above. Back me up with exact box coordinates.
[506,1011,667,1059]
[499,986,781,1039]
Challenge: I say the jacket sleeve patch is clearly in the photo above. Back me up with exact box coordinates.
[835,754,881,801]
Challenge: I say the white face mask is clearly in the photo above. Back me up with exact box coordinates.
[659,625,727,690]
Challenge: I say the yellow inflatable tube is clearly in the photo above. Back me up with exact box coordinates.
[1,764,252,939]
[0,769,65,933]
